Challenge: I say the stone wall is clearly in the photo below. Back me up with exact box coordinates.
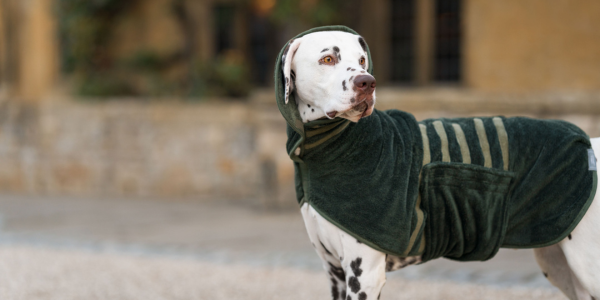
[0,96,294,207]
[0,89,599,206]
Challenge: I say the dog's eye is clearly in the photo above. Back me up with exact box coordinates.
[359,57,365,65]
[319,56,335,65]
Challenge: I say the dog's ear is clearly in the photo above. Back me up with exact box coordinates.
[282,38,302,104]
[358,36,369,70]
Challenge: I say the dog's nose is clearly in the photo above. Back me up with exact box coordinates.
[353,75,376,93]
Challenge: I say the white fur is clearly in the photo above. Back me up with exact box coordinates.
[291,31,600,300]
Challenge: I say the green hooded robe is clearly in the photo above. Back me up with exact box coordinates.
[275,26,597,262]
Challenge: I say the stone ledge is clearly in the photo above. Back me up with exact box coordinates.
[0,92,598,204]
[377,87,600,115]
[250,86,600,115]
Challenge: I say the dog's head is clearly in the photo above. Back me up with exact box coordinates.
[282,31,376,123]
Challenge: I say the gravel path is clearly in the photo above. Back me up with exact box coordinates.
[0,245,564,300]
[0,194,567,299]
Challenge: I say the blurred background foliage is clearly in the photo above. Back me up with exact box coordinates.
[57,0,139,96]
[55,0,358,99]
[7,0,600,101]
[57,0,247,98]
[269,0,358,27]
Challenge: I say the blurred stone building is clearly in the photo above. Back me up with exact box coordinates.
[3,0,600,96]
[3,0,600,95]
[0,0,599,202]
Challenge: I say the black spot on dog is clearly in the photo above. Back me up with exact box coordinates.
[386,261,394,271]
[307,104,311,107]
[351,69,356,71]
[312,109,315,112]
[358,292,367,300]
[351,258,363,277]
[321,48,329,53]
[303,112,306,115]
[332,286,339,300]
[358,37,367,52]
[349,76,354,81]
[377,292,381,300]
[347,67,351,71]
[360,70,365,73]
[329,262,346,281]
[348,276,361,293]
[330,276,340,300]
[342,80,347,91]
[356,239,362,244]
[346,295,351,300]
[286,77,289,86]
[331,277,338,286]
[342,290,347,300]
[329,46,341,61]
[320,241,333,255]
[543,272,548,278]
[568,234,572,240]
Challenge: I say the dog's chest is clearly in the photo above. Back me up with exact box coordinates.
[302,203,421,271]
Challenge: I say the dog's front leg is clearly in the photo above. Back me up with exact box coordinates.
[301,203,387,300]
[339,233,387,300]
[301,203,348,300]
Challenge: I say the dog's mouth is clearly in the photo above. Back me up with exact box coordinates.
[353,102,369,114]
[354,96,374,116]
[336,97,374,122]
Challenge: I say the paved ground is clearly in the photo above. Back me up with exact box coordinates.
[0,194,565,299]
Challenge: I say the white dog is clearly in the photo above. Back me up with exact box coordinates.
[278,29,599,300]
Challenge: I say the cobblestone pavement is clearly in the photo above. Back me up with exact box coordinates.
[0,194,564,299]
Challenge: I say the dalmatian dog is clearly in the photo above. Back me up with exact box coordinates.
[282,31,600,300]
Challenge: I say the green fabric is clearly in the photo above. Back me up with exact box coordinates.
[418,117,597,262]
[275,26,597,262]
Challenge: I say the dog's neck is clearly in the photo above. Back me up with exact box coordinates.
[296,95,327,123]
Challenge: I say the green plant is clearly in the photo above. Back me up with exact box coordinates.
[76,73,136,97]
[58,0,137,73]
[57,0,139,96]
[197,50,252,98]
